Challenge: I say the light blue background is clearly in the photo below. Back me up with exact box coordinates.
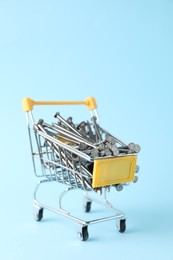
[0,0,173,259]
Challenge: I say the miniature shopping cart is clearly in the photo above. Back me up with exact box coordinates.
[22,96,140,241]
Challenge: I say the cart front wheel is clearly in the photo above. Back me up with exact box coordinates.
[118,219,126,233]
[77,226,89,241]
[35,208,43,221]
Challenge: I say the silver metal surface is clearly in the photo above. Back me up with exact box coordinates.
[91,116,102,142]
[115,184,124,192]
[100,126,127,146]
[52,123,96,148]
[136,165,140,173]
[54,112,83,137]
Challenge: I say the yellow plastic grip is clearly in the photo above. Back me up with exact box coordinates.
[22,96,97,112]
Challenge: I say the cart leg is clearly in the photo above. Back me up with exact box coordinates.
[84,201,92,213]
[34,205,44,221]
[76,225,89,241]
[117,218,126,233]
[83,198,92,213]
[83,192,92,213]
[33,180,47,221]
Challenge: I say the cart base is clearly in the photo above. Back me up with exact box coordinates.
[33,180,126,241]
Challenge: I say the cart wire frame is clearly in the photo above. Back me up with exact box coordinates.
[23,97,139,240]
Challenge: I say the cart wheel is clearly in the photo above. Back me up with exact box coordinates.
[77,226,89,241]
[118,219,126,233]
[35,208,43,221]
[84,201,92,213]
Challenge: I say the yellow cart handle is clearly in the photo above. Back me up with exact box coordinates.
[22,96,97,112]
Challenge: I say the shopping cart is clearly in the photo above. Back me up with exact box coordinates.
[22,96,140,241]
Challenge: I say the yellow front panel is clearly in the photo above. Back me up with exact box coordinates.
[92,155,137,188]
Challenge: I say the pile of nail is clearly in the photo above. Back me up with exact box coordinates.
[36,112,140,160]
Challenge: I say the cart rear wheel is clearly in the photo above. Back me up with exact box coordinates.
[35,208,43,221]
[84,201,92,213]
[77,226,89,241]
[118,219,126,233]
